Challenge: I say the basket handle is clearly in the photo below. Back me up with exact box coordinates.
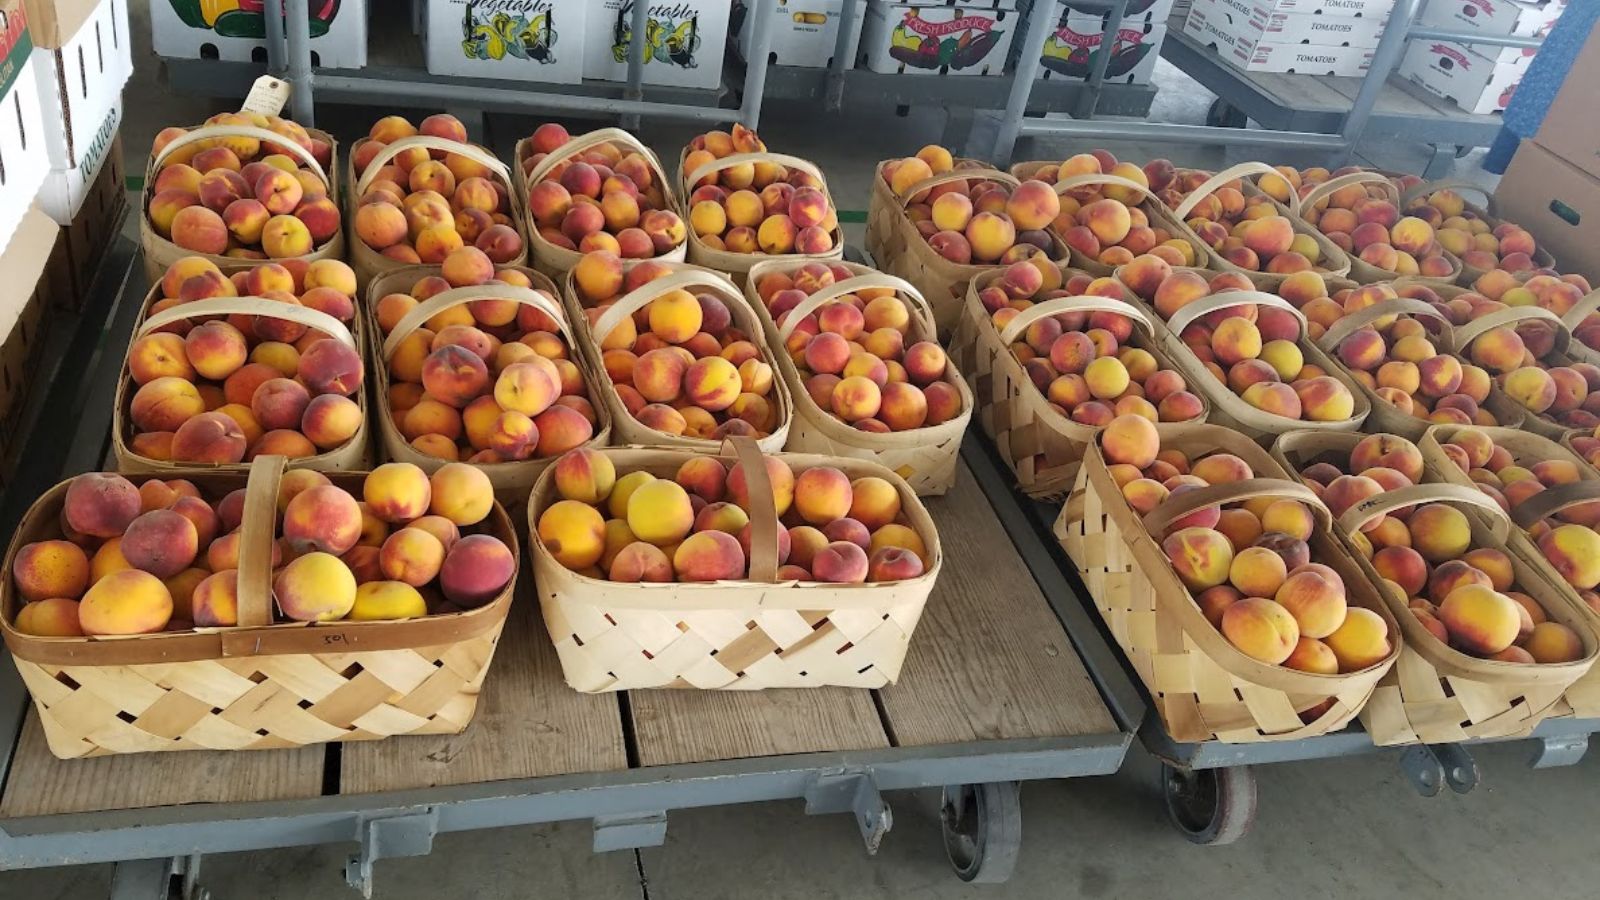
[1172,162,1300,219]
[1141,478,1327,539]
[1164,289,1306,340]
[356,135,512,196]
[235,455,287,630]
[526,127,665,188]
[590,269,739,343]
[1399,178,1496,217]
[1338,483,1510,539]
[1560,289,1600,332]
[686,152,828,193]
[775,273,935,341]
[723,436,780,583]
[1507,480,1600,530]
[892,167,1019,208]
[1052,173,1158,205]
[381,283,568,360]
[995,295,1153,346]
[153,124,327,189]
[1299,171,1396,211]
[1317,297,1455,354]
[1453,304,1568,349]
[139,297,356,350]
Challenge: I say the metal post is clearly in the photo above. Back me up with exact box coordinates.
[739,0,775,130]
[621,0,651,129]
[1074,0,1129,120]
[1337,0,1420,162]
[284,0,314,125]
[826,0,861,111]
[263,0,285,74]
[990,0,1058,165]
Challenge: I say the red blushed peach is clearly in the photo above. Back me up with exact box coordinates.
[1537,524,1600,590]
[130,377,204,434]
[831,376,882,422]
[1440,585,1521,655]
[128,332,195,385]
[794,466,853,526]
[246,377,310,432]
[1162,527,1235,591]
[1372,545,1427,597]
[1428,560,1493,606]
[494,358,561,417]
[673,531,746,582]
[1505,366,1557,414]
[281,484,363,557]
[1241,381,1302,419]
[811,540,869,584]
[13,540,90,602]
[879,382,929,431]
[119,509,199,580]
[1407,503,1473,564]
[1220,597,1300,664]
[13,598,85,636]
[1525,621,1585,663]
[608,542,673,583]
[1191,453,1253,486]
[1321,474,1384,527]
[684,357,742,411]
[1274,567,1348,639]
[1295,377,1356,422]
[533,405,593,457]
[1100,413,1159,468]
[169,411,248,464]
[1158,391,1204,422]
[379,528,446,587]
[356,202,408,249]
[302,395,362,449]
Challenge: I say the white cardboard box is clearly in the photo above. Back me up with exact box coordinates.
[424,0,584,84]
[583,1,733,90]
[0,51,50,253]
[150,0,367,69]
[35,94,116,224]
[1188,0,1388,47]
[736,0,866,68]
[1037,15,1167,84]
[860,1,1020,76]
[1399,38,1522,114]
[1184,0,1374,72]
[1419,0,1564,38]
[31,0,129,172]
[1203,0,1393,16]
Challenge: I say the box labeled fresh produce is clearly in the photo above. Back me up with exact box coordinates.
[860,1,1018,77]
[1037,14,1167,84]
[152,0,367,68]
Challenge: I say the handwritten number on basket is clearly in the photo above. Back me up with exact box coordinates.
[324,633,347,645]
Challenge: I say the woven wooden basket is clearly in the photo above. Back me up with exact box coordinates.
[740,259,972,495]
[1056,424,1401,743]
[112,290,372,474]
[865,161,1066,336]
[0,457,518,758]
[1314,295,1461,439]
[949,268,1210,500]
[514,128,687,279]
[1396,178,1557,286]
[1167,162,1352,287]
[529,437,940,691]
[365,266,612,505]
[1452,304,1580,440]
[1557,288,1600,370]
[678,149,845,282]
[1273,430,1600,743]
[141,123,344,284]
[346,135,529,288]
[566,265,793,453]
[1009,163,1207,279]
[1298,172,1463,286]
[1156,290,1371,443]
[1417,424,1600,719]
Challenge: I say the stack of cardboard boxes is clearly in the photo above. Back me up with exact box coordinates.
[1399,0,1563,115]
[1495,24,1600,285]
[1183,0,1395,76]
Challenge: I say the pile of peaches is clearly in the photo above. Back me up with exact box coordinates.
[682,125,838,256]
[752,262,964,432]
[1101,416,1390,674]
[1027,150,1201,268]
[1296,433,1585,664]
[978,260,1204,425]
[373,246,597,463]
[570,252,782,440]
[10,464,513,637]
[1152,164,1328,274]
[127,258,364,463]
[522,123,687,259]
[352,114,523,266]
[536,449,929,585]
[1403,187,1543,273]
[149,112,339,260]
[1448,308,1600,431]
[884,145,1058,266]
[1295,167,1455,277]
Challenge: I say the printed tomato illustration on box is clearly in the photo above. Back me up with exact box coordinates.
[611,5,702,70]
[459,0,559,63]
[167,0,342,38]
[1041,25,1154,79]
[888,9,1006,71]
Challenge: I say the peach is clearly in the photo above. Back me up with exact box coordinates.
[812,540,870,584]
[13,598,85,636]
[247,377,309,432]
[1162,526,1235,591]
[281,484,362,557]
[438,534,516,607]
[301,395,361,450]
[1537,524,1600,590]
[626,478,695,547]
[1275,567,1348,638]
[1317,606,1388,671]
[534,404,595,457]
[272,552,357,622]
[684,357,742,411]
[128,376,203,434]
[1196,584,1242,626]
[249,429,317,459]
[600,540,671,584]
[666,531,742,583]
[1374,546,1428,596]
[1230,546,1288,598]
[261,215,313,259]
[1241,382,1303,419]
[170,411,248,463]
[1220,597,1299,664]
[495,358,561,416]
[343,580,427,621]
[1469,326,1525,374]
[1407,503,1472,563]
[831,376,882,422]
[1505,366,1557,414]
[538,499,607,569]
[128,332,196,385]
[1284,636,1339,675]
[13,540,90,602]
[422,463,491,527]
[1191,453,1252,486]
[1525,621,1585,663]
[1296,377,1355,422]
[298,339,363,397]
[1462,548,1515,592]
[356,202,408,249]
[1428,560,1494,605]
[1440,585,1521,655]
[78,569,173,635]
[1261,500,1316,542]
[728,457,796,518]
[379,527,446,587]
[362,462,432,523]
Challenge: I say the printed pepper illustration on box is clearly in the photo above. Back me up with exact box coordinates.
[459,0,559,64]
[611,5,701,70]
[167,0,341,38]
[1041,25,1155,80]
[888,9,1006,71]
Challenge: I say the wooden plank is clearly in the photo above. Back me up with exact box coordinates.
[876,463,1117,746]
[340,570,628,794]
[631,687,890,768]
[0,716,324,818]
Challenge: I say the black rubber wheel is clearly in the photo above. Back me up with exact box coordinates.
[1206,99,1248,129]
[1162,764,1257,845]
[941,782,1022,883]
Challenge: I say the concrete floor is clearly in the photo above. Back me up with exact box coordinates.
[1,7,1547,898]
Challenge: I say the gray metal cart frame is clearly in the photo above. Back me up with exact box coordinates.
[984,0,1543,174]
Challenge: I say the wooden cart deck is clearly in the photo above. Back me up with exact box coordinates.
[0,458,1116,820]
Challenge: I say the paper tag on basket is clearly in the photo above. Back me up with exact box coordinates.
[241,76,292,117]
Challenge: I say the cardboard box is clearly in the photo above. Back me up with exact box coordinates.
[1060,0,1176,23]
[1533,23,1600,179]
[424,0,584,84]
[1209,0,1393,14]
[1186,0,1388,47]
[0,205,62,454]
[151,0,368,69]
[1183,0,1374,73]
[1419,0,1564,38]
[736,0,866,68]
[1037,14,1167,84]
[43,131,124,311]
[1398,38,1521,114]
[35,94,116,224]
[0,7,49,253]
[583,1,732,90]
[860,1,1019,76]
[23,0,99,47]
[31,0,129,171]
[1495,140,1600,285]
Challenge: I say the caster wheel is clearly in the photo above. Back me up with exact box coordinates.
[1162,764,1256,845]
[941,782,1022,883]
[1206,99,1247,129]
